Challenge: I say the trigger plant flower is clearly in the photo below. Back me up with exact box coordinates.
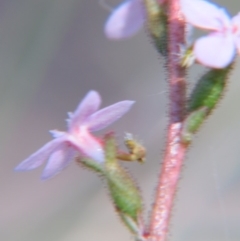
[104,0,145,39]
[15,91,135,180]
[181,0,240,68]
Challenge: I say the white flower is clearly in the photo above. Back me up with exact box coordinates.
[15,91,135,179]
[181,0,240,68]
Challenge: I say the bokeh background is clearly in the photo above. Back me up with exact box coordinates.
[1,0,240,240]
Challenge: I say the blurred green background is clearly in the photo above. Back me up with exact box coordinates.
[1,0,240,240]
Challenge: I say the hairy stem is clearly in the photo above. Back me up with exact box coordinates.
[148,0,187,240]
[148,124,187,241]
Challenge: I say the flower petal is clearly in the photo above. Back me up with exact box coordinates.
[104,0,145,39]
[41,144,76,180]
[49,130,65,138]
[232,13,240,54]
[232,12,240,27]
[86,100,135,132]
[68,128,104,163]
[194,33,236,68]
[235,36,240,54]
[15,137,66,171]
[181,0,231,31]
[68,90,101,130]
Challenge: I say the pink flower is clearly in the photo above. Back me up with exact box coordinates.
[181,0,240,68]
[104,0,145,39]
[15,91,135,180]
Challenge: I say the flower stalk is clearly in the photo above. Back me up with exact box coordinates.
[148,0,187,240]
[149,123,187,241]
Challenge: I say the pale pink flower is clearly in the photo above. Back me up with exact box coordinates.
[181,0,240,68]
[15,91,135,179]
[104,0,145,39]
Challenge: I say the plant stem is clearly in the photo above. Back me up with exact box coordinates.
[167,0,186,124]
[148,123,187,241]
[148,0,187,240]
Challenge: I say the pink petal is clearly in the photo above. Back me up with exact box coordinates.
[235,36,240,54]
[68,128,104,163]
[235,39,240,56]
[15,138,66,171]
[181,0,231,31]
[41,145,76,180]
[232,13,240,26]
[49,130,65,138]
[194,33,236,68]
[68,90,101,130]
[104,0,145,39]
[86,100,135,132]
[232,13,240,54]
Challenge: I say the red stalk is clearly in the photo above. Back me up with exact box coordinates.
[148,0,187,240]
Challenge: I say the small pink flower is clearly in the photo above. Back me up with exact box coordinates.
[181,0,240,68]
[104,0,145,39]
[15,91,135,179]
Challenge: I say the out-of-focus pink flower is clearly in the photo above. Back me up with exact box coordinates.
[104,0,145,39]
[15,91,135,180]
[181,0,240,68]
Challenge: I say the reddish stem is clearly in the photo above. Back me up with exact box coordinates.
[148,0,187,240]
[148,124,187,241]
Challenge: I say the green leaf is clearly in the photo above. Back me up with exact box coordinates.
[143,0,168,56]
[181,107,208,144]
[104,135,143,233]
[181,64,233,143]
[188,66,232,112]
